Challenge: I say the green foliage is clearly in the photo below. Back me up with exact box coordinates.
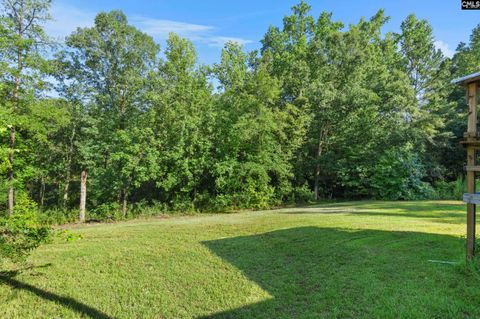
[59,230,83,242]
[370,145,434,200]
[210,43,295,209]
[89,203,123,221]
[433,177,466,200]
[0,1,473,222]
[150,33,214,205]
[290,183,315,203]
[37,209,79,225]
[0,199,51,263]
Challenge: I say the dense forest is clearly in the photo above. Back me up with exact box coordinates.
[0,0,478,222]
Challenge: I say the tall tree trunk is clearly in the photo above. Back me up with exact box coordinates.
[8,33,22,214]
[7,126,15,214]
[314,150,322,201]
[121,188,128,217]
[314,127,328,201]
[79,170,87,222]
[62,179,69,208]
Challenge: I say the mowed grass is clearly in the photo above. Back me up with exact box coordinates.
[1,200,480,318]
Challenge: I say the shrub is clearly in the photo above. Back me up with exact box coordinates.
[38,209,78,225]
[0,197,52,264]
[169,196,196,213]
[130,200,168,217]
[370,145,433,200]
[292,183,314,204]
[433,177,465,200]
[89,202,122,221]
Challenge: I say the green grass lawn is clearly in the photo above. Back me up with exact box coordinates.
[1,200,480,318]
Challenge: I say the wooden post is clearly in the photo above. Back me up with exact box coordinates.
[79,170,87,222]
[467,147,476,259]
[468,82,478,136]
[467,82,477,260]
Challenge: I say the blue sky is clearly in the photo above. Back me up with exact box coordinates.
[46,0,480,65]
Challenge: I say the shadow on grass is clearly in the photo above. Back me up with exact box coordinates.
[346,211,464,223]
[283,210,465,224]
[200,227,475,318]
[306,201,462,211]
[279,201,465,224]
[0,270,113,319]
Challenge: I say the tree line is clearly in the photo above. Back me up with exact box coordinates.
[0,0,477,221]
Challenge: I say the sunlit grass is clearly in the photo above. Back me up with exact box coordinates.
[1,200,479,318]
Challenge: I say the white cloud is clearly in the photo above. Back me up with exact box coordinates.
[434,40,454,58]
[132,16,213,40]
[46,3,95,41]
[45,3,252,48]
[206,36,253,47]
[132,16,252,47]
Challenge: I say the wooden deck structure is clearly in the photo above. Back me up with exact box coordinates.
[452,72,480,260]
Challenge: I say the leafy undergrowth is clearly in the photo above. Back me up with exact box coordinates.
[1,200,479,318]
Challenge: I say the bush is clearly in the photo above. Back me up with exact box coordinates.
[0,200,52,264]
[130,200,168,217]
[433,177,465,200]
[169,196,196,213]
[38,209,78,225]
[89,202,123,221]
[291,183,314,204]
[371,145,433,200]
